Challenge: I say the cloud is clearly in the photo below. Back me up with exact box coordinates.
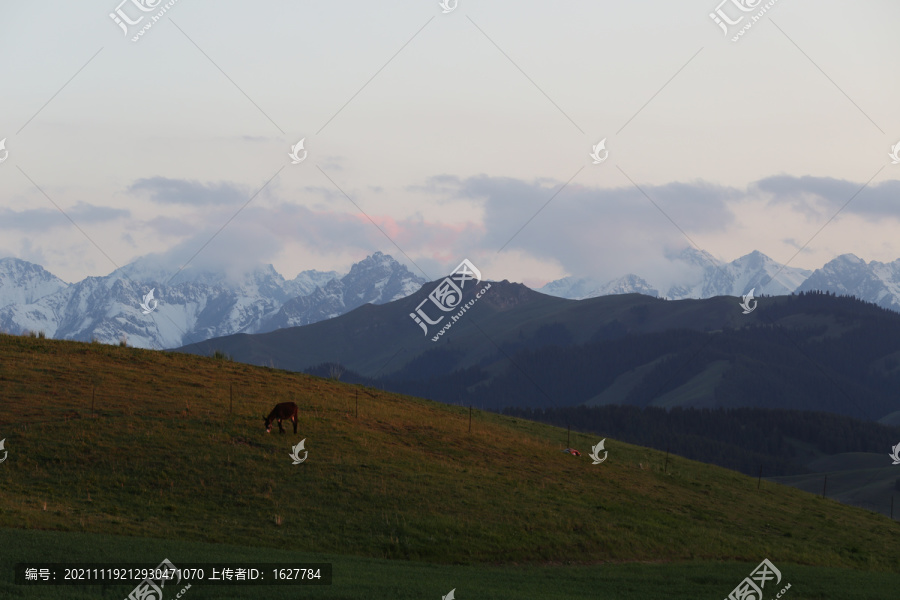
[144,215,202,237]
[30,172,897,290]
[128,177,248,206]
[407,174,463,196]
[301,186,344,202]
[0,203,129,232]
[318,156,344,171]
[446,174,737,280]
[756,176,900,221]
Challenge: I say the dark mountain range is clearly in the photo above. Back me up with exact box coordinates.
[179,277,900,423]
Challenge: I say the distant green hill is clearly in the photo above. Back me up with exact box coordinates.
[180,288,900,422]
[2,333,899,578]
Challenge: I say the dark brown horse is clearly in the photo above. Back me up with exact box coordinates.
[264,402,298,434]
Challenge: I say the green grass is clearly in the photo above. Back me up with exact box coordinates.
[1,333,899,598]
[2,528,899,599]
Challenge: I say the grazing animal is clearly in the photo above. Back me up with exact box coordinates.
[264,402,298,434]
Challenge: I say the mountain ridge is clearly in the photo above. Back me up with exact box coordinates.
[179,287,900,423]
[7,248,900,349]
[0,252,425,349]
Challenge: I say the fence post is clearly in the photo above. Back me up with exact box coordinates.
[757,465,762,490]
[356,390,358,419]
[822,475,827,498]
[91,386,95,418]
[230,383,233,415]
[468,406,472,433]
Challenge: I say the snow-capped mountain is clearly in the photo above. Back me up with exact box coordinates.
[0,252,424,349]
[664,249,811,299]
[537,276,604,300]
[538,249,812,301]
[0,258,69,308]
[9,247,900,351]
[283,269,341,298]
[261,252,427,331]
[796,254,900,312]
[594,274,660,298]
[538,274,659,300]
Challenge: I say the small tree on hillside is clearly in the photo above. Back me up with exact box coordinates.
[328,363,345,381]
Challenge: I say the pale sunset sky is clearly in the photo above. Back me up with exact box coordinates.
[1,0,899,288]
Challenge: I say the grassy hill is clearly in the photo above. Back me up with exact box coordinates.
[1,333,900,598]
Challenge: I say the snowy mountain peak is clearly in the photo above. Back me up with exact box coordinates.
[734,250,768,269]
[284,269,342,298]
[665,246,720,268]
[592,274,660,298]
[536,276,599,300]
[539,249,812,302]
[346,251,408,279]
[0,258,69,309]
[797,254,900,312]
[0,252,425,349]
[341,251,425,304]
[831,253,865,266]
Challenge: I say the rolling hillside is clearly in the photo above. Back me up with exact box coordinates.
[1,332,899,583]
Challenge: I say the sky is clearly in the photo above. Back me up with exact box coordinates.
[1,0,899,289]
